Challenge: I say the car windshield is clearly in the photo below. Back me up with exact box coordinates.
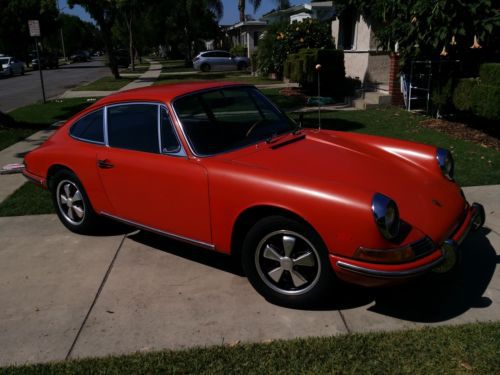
[0,58,9,65]
[174,87,295,156]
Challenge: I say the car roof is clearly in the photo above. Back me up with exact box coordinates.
[90,81,250,108]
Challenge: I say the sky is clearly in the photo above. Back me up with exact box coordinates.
[57,0,306,25]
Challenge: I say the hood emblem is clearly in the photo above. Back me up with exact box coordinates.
[432,199,443,207]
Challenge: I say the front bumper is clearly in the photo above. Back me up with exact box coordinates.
[331,203,485,286]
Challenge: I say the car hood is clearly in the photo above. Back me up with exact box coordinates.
[227,130,465,241]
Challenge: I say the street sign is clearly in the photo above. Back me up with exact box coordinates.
[28,20,41,37]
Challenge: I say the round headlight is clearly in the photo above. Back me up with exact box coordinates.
[372,193,401,240]
[436,148,454,180]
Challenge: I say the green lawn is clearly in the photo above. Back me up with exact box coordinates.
[73,76,135,91]
[0,98,91,151]
[0,183,54,216]
[2,322,499,374]
[155,71,279,86]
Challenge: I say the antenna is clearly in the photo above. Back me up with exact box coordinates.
[316,64,322,131]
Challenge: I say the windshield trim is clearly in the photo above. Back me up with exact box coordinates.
[171,85,297,158]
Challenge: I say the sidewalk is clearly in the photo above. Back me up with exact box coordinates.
[59,59,162,99]
[0,186,498,366]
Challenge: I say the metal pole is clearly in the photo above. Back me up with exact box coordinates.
[34,37,46,103]
[317,68,321,131]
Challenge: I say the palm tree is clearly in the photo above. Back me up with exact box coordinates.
[238,0,290,22]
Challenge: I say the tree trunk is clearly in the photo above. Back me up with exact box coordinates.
[128,17,135,72]
[102,26,120,79]
[238,0,245,22]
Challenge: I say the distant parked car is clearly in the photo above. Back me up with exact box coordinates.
[193,50,250,72]
[70,51,90,63]
[0,56,25,76]
[32,54,59,70]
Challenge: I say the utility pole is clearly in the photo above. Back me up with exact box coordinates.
[56,1,67,61]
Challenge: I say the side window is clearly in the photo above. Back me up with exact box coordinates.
[70,109,104,144]
[107,104,159,153]
[160,107,180,153]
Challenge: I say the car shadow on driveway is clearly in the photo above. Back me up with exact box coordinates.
[128,230,246,277]
[366,228,498,323]
[128,227,497,324]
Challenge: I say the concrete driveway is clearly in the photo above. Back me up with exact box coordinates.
[0,187,498,367]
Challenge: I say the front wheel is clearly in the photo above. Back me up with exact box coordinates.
[200,63,211,72]
[242,216,335,307]
[51,170,100,234]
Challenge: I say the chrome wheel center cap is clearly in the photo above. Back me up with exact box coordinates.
[280,257,293,272]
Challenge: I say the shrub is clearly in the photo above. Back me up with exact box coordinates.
[284,49,347,98]
[229,44,247,57]
[452,78,479,111]
[472,84,500,121]
[256,19,335,78]
[479,63,500,87]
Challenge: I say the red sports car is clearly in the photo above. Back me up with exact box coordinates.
[22,82,485,306]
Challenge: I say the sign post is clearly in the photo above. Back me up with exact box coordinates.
[28,20,46,103]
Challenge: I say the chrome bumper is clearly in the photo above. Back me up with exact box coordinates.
[336,202,485,278]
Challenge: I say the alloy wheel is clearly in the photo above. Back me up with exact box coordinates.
[56,179,86,225]
[254,230,321,295]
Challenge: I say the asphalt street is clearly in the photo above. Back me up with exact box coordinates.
[0,58,109,113]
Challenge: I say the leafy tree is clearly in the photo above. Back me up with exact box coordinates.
[257,19,334,78]
[68,0,121,78]
[334,0,500,62]
[237,0,291,22]
[0,0,59,62]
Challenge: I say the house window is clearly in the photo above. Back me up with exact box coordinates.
[339,8,356,50]
[254,31,260,47]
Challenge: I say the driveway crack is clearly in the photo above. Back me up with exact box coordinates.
[65,234,127,360]
[338,310,351,334]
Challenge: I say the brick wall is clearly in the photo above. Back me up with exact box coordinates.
[389,53,404,106]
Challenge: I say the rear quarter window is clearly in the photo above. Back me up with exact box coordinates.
[69,109,104,144]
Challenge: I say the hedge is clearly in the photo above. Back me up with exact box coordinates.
[472,84,500,121]
[479,63,500,87]
[284,49,347,98]
[452,78,479,111]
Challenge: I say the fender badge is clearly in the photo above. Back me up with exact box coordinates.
[432,199,443,207]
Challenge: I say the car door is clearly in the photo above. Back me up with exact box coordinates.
[218,52,236,71]
[96,102,212,246]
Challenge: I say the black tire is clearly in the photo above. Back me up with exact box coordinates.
[237,62,248,70]
[201,63,211,72]
[242,215,336,307]
[50,170,100,234]
[21,68,25,75]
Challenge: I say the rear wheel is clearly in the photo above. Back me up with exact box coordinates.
[242,216,335,307]
[51,170,99,234]
[237,62,248,70]
[201,63,211,72]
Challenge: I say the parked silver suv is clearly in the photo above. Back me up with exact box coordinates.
[193,50,250,72]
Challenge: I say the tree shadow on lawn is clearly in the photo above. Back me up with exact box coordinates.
[303,116,365,132]
[129,226,498,323]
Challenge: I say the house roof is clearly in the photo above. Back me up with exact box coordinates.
[225,20,268,31]
[262,1,333,19]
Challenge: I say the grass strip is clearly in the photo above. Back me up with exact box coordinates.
[0,183,54,217]
[73,76,135,91]
[2,322,499,374]
[155,71,278,86]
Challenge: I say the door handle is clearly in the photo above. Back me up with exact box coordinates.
[97,159,114,169]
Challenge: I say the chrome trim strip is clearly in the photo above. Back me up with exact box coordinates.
[159,105,186,157]
[336,256,444,278]
[157,104,162,154]
[103,106,109,146]
[100,211,215,250]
